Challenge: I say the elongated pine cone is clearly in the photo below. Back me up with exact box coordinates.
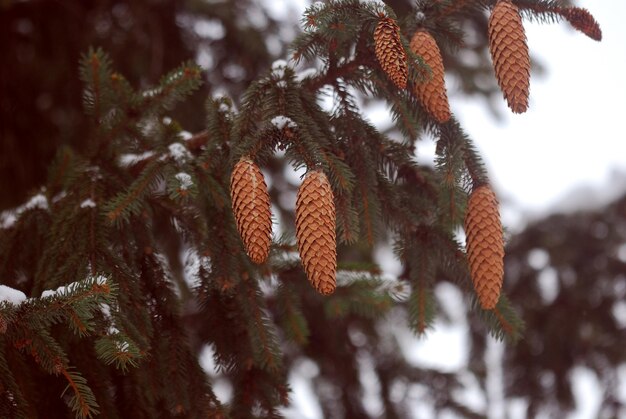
[374,16,408,89]
[230,157,272,264]
[464,185,504,310]
[559,7,602,41]
[295,170,337,295]
[488,0,530,113]
[410,30,451,123]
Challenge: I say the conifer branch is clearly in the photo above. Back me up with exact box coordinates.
[60,367,100,418]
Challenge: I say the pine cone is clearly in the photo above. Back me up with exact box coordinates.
[464,185,504,310]
[410,30,451,123]
[230,157,272,264]
[559,7,602,41]
[374,16,408,90]
[295,170,337,295]
[488,0,530,113]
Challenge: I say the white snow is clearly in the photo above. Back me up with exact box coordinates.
[178,131,193,141]
[24,193,48,211]
[271,115,297,130]
[80,198,96,208]
[52,191,68,204]
[168,142,192,163]
[115,340,130,352]
[295,67,318,83]
[272,59,288,70]
[276,80,288,89]
[271,59,288,79]
[310,1,324,11]
[100,303,112,319]
[175,172,193,190]
[0,212,17,229]
[0,193,49,229]
[41,275,108,299]
[0,285,27,306]
[118,151,155,167]
[218,102,230,113]
[41,284,71,298]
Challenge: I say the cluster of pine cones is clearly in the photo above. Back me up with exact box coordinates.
[375,0,529,116]
[372,2,521,308]
[230,158,337,295]
[229,1,600,308]
[373,0,600,308]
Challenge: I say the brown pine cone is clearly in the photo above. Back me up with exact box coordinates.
[374,16,408,89]
[488,0,530,113]
[295,170,337,295]
[230,157,272,264]
[559,7,602,41]
[410,30,451,123]
[464,185,504,310]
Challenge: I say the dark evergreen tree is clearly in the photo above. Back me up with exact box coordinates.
[0,1,608,418]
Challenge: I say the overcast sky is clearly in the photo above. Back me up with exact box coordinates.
[452,2,626,229]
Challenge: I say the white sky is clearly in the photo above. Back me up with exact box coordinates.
[453,2,626,229]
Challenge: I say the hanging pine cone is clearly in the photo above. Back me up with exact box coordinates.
[558,7,602,41]
[464,185,504,310]
[410,30,451,123]
[230,157,272,264]
[374,16,408,89]
[295,170,337,295]
[488,0,530,114]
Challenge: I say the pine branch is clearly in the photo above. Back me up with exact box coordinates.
[103,160,164,224]
[60,367,100,419]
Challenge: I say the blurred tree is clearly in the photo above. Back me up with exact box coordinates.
[497,195,626,417]
[0,0,287,209]
[0,1,610,418]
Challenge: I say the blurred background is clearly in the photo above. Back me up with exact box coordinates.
[1,0,625,417]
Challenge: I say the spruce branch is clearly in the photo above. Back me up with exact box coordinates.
[103,160,164,224]
[59,367,100,419]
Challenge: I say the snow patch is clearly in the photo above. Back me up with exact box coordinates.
[41,284,71,298]
[295,67,318,83]
[25,193,48,211]
[168,142,192,163]
[118,151,155,167]
[0,193,49,229]
[183,248,211,289]
[271,59,289,79]
[0,285,27,306]
[271,115,297,130]
[175,172,193,190]
[80,198,97,209]
[0,213,17,229]
[178,131,193,141]
[100,303,112,319]
[40,275,107,299]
